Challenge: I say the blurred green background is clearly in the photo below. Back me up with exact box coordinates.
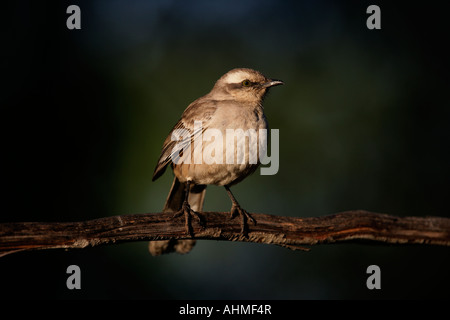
[1,0,449,299]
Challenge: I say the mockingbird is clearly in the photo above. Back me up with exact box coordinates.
[149,68,283,255]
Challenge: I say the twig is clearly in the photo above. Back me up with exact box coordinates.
[1,210,449,257]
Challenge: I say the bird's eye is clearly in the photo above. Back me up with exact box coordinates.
[242,79,251,87]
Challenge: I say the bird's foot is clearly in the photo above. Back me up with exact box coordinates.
[172,202,205,236]
[230,204,256,237]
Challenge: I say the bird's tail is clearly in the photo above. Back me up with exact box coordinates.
[148,177,206,256]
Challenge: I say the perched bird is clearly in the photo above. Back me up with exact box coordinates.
[149,68,283,255]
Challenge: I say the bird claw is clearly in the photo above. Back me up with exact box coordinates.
[172,202,205,236]
[229,204,256,237]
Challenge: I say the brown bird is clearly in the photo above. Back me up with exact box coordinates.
[149,68,283,255]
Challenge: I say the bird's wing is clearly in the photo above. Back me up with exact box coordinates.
[152,100,217,181]
[152,120,193,181]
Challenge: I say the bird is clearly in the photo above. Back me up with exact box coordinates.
[149,68,283,255]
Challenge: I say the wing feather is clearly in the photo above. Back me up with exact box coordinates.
[152,100,218,181]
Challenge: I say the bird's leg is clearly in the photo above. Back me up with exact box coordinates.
[224,185,256,237]
[172,180,204,236]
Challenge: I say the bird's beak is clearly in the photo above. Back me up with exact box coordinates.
[262,79,284,88]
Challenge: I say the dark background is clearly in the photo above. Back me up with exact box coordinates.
[1,0,449,299]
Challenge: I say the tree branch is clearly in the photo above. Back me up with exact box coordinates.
[1,210,449,257]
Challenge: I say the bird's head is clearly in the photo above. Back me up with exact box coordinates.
[212,68,284,103]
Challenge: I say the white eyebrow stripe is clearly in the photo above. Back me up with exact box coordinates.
[224,72,248,84]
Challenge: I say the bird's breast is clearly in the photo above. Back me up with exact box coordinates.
[173,105,268,186]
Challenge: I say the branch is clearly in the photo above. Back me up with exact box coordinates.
[1,210,449,257]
